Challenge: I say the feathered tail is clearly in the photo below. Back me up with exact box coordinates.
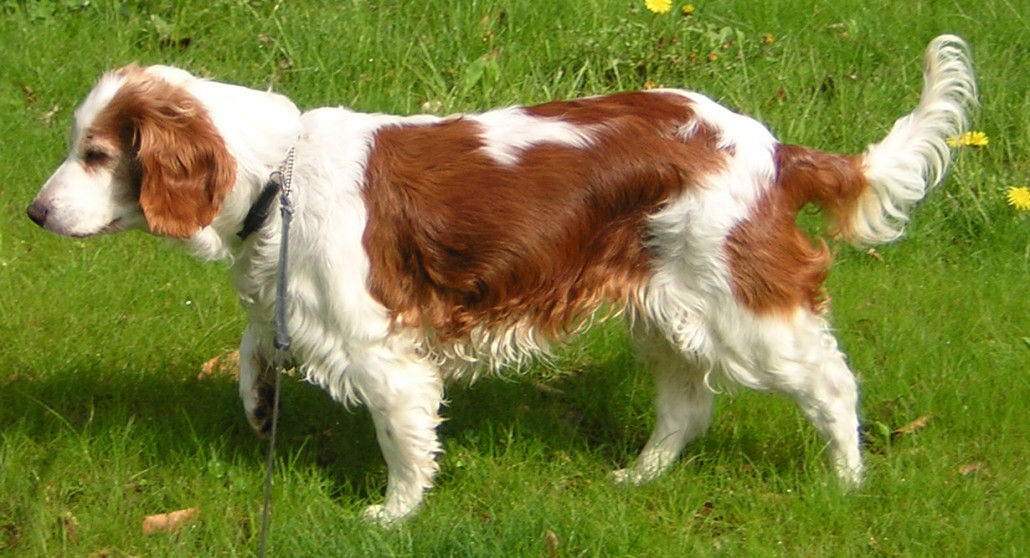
[776,35,978,246]
[844,34,978,245]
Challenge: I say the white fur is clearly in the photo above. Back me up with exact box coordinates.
[471,107,597,165]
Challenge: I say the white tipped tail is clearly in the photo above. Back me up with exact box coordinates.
[847,35,978,246]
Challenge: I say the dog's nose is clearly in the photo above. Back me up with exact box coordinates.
[26,201,49,228]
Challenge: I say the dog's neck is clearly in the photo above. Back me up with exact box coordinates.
[169,75,301,261]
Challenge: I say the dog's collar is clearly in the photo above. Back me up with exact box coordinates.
[237,177,281,240]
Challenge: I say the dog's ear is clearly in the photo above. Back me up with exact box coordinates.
[112,75,236,238]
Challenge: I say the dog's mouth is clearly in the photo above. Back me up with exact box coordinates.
[63,217,124,239]
[95,218,125,236]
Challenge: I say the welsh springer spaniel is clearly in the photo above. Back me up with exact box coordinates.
[28,36,976,524]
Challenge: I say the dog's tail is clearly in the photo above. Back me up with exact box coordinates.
[776,35,977,246]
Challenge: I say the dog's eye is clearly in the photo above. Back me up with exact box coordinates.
[83,148,111,164]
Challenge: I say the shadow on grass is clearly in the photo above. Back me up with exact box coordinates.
[1,352,649,501]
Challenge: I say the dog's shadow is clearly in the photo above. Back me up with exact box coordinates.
[3,346,649,503]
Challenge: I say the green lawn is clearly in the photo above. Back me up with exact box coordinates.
[2,0,1029,556]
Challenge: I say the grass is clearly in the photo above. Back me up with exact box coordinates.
[2,0,1029,555]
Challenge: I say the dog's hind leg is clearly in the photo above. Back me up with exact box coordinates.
[777,319,863,486]
[612,327,715,485]
[722,310,863,486]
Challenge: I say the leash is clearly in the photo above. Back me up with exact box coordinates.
[258,147,295,558]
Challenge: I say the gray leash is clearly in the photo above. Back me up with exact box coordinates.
[258,147,295,558]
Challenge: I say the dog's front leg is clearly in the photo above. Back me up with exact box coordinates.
[239,325,277,436]
[355,349,444,526]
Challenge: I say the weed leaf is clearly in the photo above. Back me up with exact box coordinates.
[142,508,200,535]
[892,415,933,438]
[545,530,560,558]
[959,462,991,477]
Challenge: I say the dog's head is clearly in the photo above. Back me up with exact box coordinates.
[27,65,238,240]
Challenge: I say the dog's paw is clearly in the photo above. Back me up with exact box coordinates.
[835,462,864,490]
[609,467,655,486]
[246,383,278,437]
[609,469,642,487]
[360,505,402,527]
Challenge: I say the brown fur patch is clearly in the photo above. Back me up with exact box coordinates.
[361,92,723,340]
[725,144,868,316]
[88,68,236,238]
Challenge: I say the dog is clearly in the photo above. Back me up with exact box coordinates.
[28,35,975,524]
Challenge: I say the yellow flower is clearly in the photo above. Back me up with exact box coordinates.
[1007,187,1030,211]
[763,33,775,44]
[682,4,696,15]
[947,131,989,147]
[645,0,672,14]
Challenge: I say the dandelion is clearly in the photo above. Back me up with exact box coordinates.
[645,0,672,14]
[644,80,657,90]
[1007,187,1030,211]
[947,130,989,147]
[763,33,775,44]
[682,4,695,15]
